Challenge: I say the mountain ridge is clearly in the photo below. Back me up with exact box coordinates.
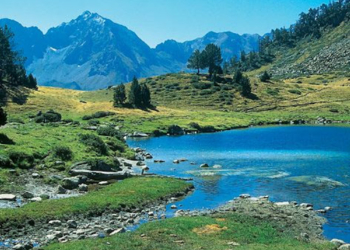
[0,11,260,90]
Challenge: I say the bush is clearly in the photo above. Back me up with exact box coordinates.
[260,71,271,82]
[79,134,108,156]
[0,133,15,145]
[35,110,62,123]
[167,125,184,135]
[0,155,13,168]
[106,138,127,153]
[8,152,35,169]
[191,82,212,90]
[88,120,100,126]
[82,111,115,120]
[288,89,302,95]
[97,126,124,140]
[53,146,73,161]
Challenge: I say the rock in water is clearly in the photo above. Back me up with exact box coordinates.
[200,163,209,168]
[0,194,16,201]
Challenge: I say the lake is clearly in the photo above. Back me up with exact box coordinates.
[128,125,350,242]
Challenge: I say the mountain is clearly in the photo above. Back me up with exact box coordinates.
[155,31,260,64]
[0,12,260,90]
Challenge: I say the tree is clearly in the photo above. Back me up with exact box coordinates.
[240,76,252,97]
[260,71,271,82]
[128,77,141,107]
[202,44,223,76]
[0,107,7,126]
[26,74,38,89]
[140,82,151,107]
[113,83,126,106]
[187,49,206,74]
[233,70,243,83]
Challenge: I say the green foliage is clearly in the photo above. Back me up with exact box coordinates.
[53,146,73,161]
[8,151,35,169]
[0,155,12,168]
[106,138,127,153]
[113,83,126,107]
[203,44,223,76]
[35,110,62,123]
[79,134,108,156]
[97,126,124,140]
[128,77,152,108]
[167,125,184,135]
[191,82,212,90]
[0,133,15,145]
[289,89,302,95]
[187,49,206,74]
[0,107,7,125]
[240,76,252,97]
[140,82,151,107]
[82,111,115,120]
[260,71,271,82]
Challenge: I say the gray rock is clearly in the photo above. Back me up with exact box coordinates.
[171,205,177,209]
[200,163,209,168]
[173,160,180,164]
[110,228,125,235]
[78,184,88,192]
[0,194,16,201]
[239,194,251,199]
[339,244,350,250]
[62,177,80,190]
[30,197,42,202]
[57,185,67,194]
[49,220,62,227]
[22,191,34,199]
[212,165,222,169]
[67,220,77,228]
[330,239,345,247]
[69,169,132,181]
[32,173,40,178]
[99,181,109,185]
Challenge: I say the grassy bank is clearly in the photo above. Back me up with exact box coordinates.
[44,212,333,250]
[0,177,192,226]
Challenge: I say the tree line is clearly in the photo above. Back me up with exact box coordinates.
[113,77,152,108]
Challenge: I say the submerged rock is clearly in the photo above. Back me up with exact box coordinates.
[0,194,16,201]
[200,163,209,168]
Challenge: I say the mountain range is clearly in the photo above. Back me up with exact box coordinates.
[0,11,260,90]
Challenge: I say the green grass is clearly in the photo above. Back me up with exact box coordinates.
[0,177,192,226]
[44,213,334,250]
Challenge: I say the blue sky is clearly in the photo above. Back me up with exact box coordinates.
[0,0,330,47]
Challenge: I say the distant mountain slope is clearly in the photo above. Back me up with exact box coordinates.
[155,31,260,64]
[0,12,260,90]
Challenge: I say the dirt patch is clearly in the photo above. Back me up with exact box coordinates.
[193,224,228,235]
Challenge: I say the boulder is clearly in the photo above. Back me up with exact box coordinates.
[339,244,350,250]
[67,220,78,229]
[32,173,40,178]
[22,191,34,199]
[49,220,62,227]
[69,169,133,181]
[239,194,251,199]
[30,197,42,202]
[110,228,126,235]
[71,160,120,172]
[154,160,165,163]
[99,181,109,185]
[78,184,88,192]
[171,205,177,209]
[330,239,345,247]
[200,163,209,168]
[0,194,16,201]
[62,177,80,190]
[57,185,67,194]
[173,160,180,164]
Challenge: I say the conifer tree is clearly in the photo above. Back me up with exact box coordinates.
[140,83,151,107]
[0,107,7,126]
[187,49,206,74]
[113,83,126,106]
[128,77,141,107]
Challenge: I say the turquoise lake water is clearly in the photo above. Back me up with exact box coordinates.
[128,125,350,242]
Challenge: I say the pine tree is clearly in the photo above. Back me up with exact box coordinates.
[233,70,243,83]
[113,83,126,106]
[26,74,38,89]
[187,49,206,74]
[202,44,223,76]
[260,71,271,82]
[128,77,141,107]
[240,76,252,97]
[140,83,151,107]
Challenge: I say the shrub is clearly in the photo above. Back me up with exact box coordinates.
[260,71,271,82]
[82,111,115,120]
[0,155,13,168]
[191,82,212,90]
[79,134,108,156]
[0,107,7,126]
[8,152,35,169]
[266,88,280,96]
[35,110,62,123]
[97,126,124,140]
[88,120,100,126]
[0,133,15,145]
[106,138,126,153]
[53,146,73,161]
[288,89,302,95]
[167,125,184,135]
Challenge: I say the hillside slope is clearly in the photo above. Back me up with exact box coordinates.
[269,22,350,78]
